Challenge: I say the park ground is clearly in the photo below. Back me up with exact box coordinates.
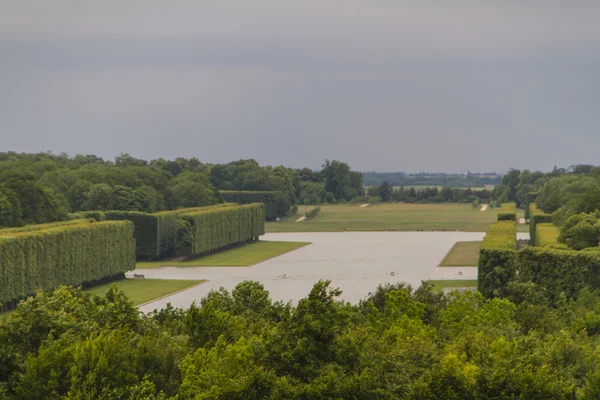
[269,203,529,233]
[439,241,481,266]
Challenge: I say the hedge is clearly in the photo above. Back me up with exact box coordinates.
[478,221,517,298]
[535,223,559,247]
[180,203,265,257]
[0,219,90,234]
[497,202,517,221]
[0,221,135,311]
[305,206,321,220]
[529,203,553,246]
[68,211,106,222]
[220,191,291,221]
[517,246,600,303]
[105,204,239,260]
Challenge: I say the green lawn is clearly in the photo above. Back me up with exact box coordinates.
[428,279,477,291]
[84,279,206,305]
[439,241,481,266]
[267,203,501,233]
[137,240,310,269]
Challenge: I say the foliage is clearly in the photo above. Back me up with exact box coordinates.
[529,203,553,246]
[304,206,321,220]
[220,190,291,221]
[478,221,517,298]
[180,204,265,257]
[497,202,517,221]
[0,221,135,311]
[68,210,106,222]
[536,223,560,247]
[558,213,600,250]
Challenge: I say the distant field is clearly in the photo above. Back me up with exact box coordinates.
[266,203,501,233]
[137,240,310,268]
[439,241,481,266]
[85,279,205,305]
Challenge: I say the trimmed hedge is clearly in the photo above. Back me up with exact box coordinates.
[180,203,265,257]
[106,204,239,260]
[536,223,559,247]
[0,219,90,234]
[68,211,106,222]
[497,202,517,221]
[529,203,553,246]
[220,191,291,221]
[478,221,517,298]
[517,246,600,302]
[0,221,135,310]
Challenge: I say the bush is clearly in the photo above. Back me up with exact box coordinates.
[517,246,600,303]
[180,204,265,257]
[497,202,517,221]
[478,221,517,298]
[529,203,553,246]
[0,221,135,311]
[220,191,291,221]
[536,223,559,247]
[287,205,298,218]
[305,207,321,220]
[558,213,600,250]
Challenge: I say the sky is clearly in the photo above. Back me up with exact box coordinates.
[1,1,599,173]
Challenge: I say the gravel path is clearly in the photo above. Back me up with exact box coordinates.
[133,232,484,312]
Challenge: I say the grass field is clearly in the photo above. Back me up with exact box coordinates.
[137,240,310,269]
[439,241,481,266]
[267,203,502,233]
[429,279,477,291]
[84,279,205,305]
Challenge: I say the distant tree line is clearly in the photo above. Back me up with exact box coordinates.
[363,171,501,187]
[0,152,364,227]
[367,184,491,204]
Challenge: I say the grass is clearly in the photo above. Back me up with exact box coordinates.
[84,279,206,305]
[267,203,502,233]
[137,240,310,269]
[428,279,478,291]
[439,241,481,266]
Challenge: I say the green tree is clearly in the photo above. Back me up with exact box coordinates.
[378,181,392,202]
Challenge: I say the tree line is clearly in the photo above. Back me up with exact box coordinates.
[3,280,600,398]
[0,153,364,227]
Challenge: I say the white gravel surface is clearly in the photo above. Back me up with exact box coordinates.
[134,232,485,312]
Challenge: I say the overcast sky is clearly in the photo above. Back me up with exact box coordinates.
[1,1,599,172]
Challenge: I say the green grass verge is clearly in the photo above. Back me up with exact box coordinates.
[137,240,310,268]
[439,241,482,266]
[267,203,501,233]
[1,279,205,322]
[84,279,206,305]
[428,279,478,291]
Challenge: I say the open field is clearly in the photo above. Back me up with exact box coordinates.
[267,203,501,233]
[439,241,481,266]
[429,279,477,291]
[84,279,206,305]
[137,240,310,268]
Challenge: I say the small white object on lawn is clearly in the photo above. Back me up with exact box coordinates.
[296,215,307,222]
[360,204,370,208]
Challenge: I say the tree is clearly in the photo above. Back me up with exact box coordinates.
[83,183,113,211]
[378,181,392,202]
[0,186,23,227]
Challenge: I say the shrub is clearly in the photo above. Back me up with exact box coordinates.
[220,191,291,221]
[497,202,517,221]
[180,204,265,257]
[478,221,517,298]
[535,223,559,247]
[558,213,600,250]
[529,203,553,246]
[0,221,135,311]
[305,207,321,220]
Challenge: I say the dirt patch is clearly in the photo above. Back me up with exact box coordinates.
[360,204,370,208]
[296,216,307,222]
[480,204,488,211]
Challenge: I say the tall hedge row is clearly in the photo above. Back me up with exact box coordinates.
[517,246,600,302]
[220,191,291,221]
[0,221,135,310]
[478,221,517,298]
[181,203,265,257]
[497,202,517,221]
[529,203,553,246]
[106,204,239,260]
[535,223,560,248]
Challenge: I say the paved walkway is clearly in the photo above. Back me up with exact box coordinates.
[133,232,484,312]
